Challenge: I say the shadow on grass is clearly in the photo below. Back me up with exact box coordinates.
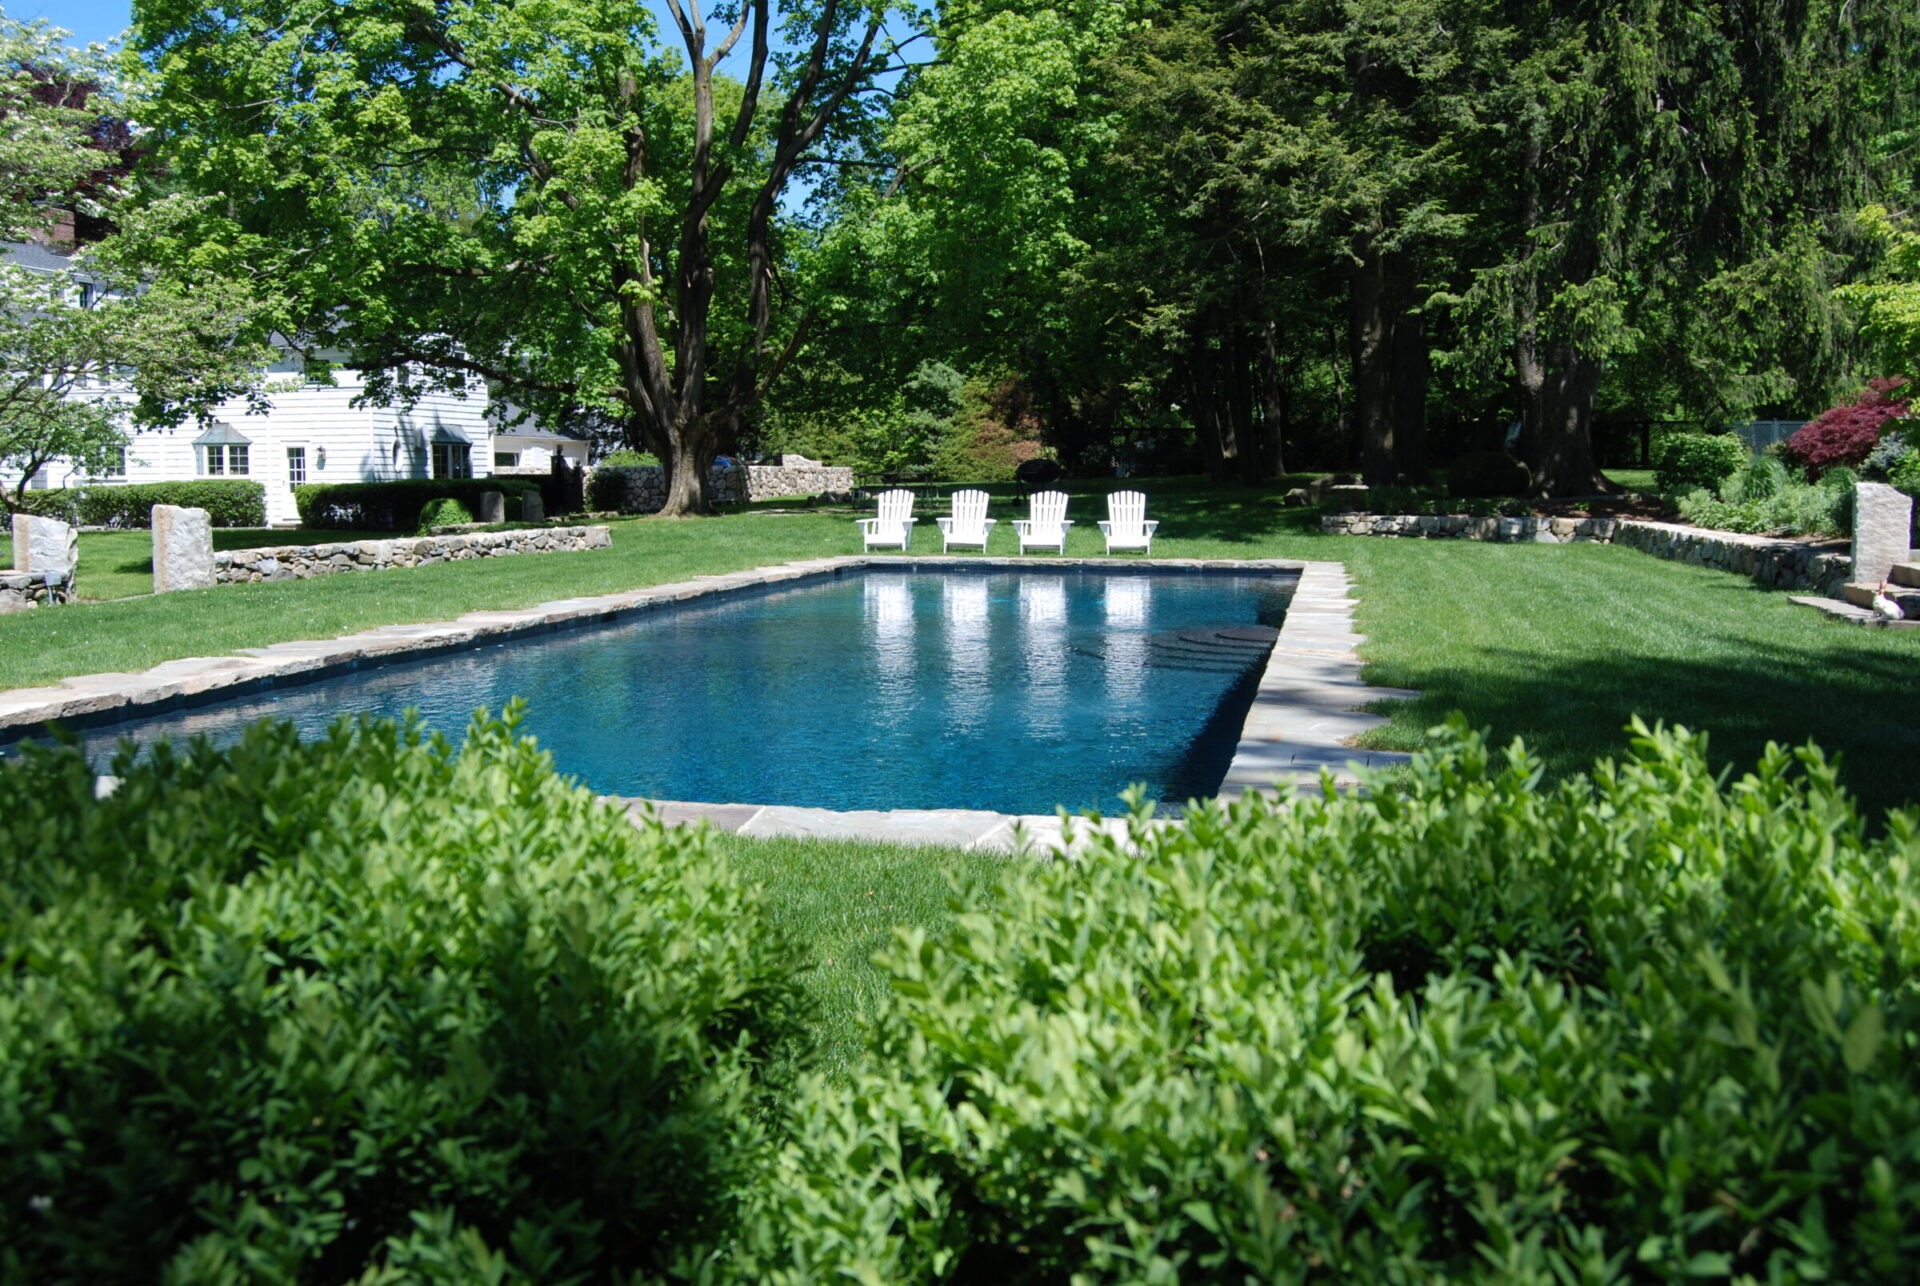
[1361,575,1920,821]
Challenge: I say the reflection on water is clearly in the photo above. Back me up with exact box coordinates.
[1019,577,1069,737]
[866,577,917,717]
[944,576,992,732]
[24,569,1295,815]
[1103,576,1151,705]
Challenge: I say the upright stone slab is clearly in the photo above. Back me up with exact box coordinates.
[520,490,545,522]
[475,489,506,524]
[12,513,78,582]
[152,504,215,592]
[1852,482,1914,588]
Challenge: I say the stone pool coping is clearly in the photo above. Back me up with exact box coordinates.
[4,555,1416,853]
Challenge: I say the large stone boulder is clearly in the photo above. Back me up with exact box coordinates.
[12,513,78,584]
[1448,451,1532,499]
[1853,482,1913,588]
[152,504,215,592]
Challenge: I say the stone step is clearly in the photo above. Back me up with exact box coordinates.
[1841,582,1920,614]
[1889,560,1920,589]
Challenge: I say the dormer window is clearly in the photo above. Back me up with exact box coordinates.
[194,422,252,476]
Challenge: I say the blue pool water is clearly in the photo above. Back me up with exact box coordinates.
[23,568,1293,815]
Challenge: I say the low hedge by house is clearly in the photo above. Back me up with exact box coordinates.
[10,480,266,528]
[294,478,540,530]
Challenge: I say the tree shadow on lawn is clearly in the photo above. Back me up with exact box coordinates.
[1358,596,1920,822]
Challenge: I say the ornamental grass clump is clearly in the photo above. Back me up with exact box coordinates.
[736,719,1920,1282]
[0,709,808,1283]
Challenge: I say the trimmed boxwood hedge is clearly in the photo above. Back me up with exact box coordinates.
[736,719,1920,1282]
[8,480,266,528]
[9,712,1918,1281]
[0,709,807,1282]
[295,478,540,530]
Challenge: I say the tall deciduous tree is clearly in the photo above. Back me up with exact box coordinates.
[133,0,907,515]
[0,13,273,509]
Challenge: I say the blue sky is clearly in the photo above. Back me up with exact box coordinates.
[22,0,131,47]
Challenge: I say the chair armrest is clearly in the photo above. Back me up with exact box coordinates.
[981,518,998,530]
[1012,520,1032,535]
[856,517,879,534]
[1097,521,1113,536]
[936,517,954,534]
[1060,520,1075,530]
[1143,520,1159,534]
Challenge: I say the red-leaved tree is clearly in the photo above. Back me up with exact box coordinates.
[1785,378,1912,474]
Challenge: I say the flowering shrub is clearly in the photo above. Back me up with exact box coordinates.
[1784,378,1911,474]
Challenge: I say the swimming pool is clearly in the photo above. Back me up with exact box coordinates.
[17,566,1295,815]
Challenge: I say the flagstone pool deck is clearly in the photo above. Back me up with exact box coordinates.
[2,555,1414,853]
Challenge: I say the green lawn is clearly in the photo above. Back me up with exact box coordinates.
[711,833,1007,1076]
[7,476,1919,820]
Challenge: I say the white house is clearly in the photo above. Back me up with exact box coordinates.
[8,239,570,527]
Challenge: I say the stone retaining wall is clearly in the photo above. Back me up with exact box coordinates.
[1611,520,1852,595]
[1319,510,1850,594]
[0,571,64,613]
[590,463,854,512]
[211,525,612,584]
[1320,513,1621,542]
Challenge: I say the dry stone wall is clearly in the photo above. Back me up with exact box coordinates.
[211,526,612,585]
[1611,521,1852,595]
[0,571,64,613]
[591,462,854,513]
[1320,510,1851,594]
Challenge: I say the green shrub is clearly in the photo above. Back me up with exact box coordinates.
[587,465,640,512]
[294,478,537,530]
[734,720,1920,1282]
[1653,432,1748,495]
[1677,464,1858,537]
[416,496,474,530]
[0,710,809,1281]
[599,449,661,467]
[7,481,266,528]
[79,480,267,528]
[6,488,81,524]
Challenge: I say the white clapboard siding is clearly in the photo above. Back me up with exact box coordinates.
[38,370,501,527]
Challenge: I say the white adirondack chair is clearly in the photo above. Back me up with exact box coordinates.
[857,488,918,550]
[1013,490,1073,554]
[936,489,997,552]
[1098,490,1158,554]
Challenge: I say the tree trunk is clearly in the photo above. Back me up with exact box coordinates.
[1388,252,1427,483]
[1526,345,1609,496]
[1349,242,1394,485]
[1259,316,1288,478]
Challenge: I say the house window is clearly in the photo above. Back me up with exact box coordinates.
[432,442,471,479]
[287,446,307,485]
[97,445,126,478]
[25,465,50,491]
[200,443,249,476]
[494,451,520,468]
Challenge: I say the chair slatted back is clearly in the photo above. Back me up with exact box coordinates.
[878,489,915,524]
[1030,490,1069,531]
[951,489,989,531]
[1108,489,1147,533]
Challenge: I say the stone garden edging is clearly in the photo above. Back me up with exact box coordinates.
[211,525,613,584]
[1319,511,1850,595]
